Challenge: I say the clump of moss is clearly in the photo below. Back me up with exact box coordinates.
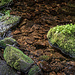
[0,37,17,48]
[0,0,12,6]
[0,15,20,25]
[47,23,75,58]
[39,55,50,61]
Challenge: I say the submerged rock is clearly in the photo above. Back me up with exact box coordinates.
[28,65,42,75]
[47,23,75,58]
[3,46,34,72]
[0,15,21,36]
[0,37,18,48]
[0,59,18,75]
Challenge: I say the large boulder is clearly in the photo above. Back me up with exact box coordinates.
[47,23,75,58]
[0,37,18,48]
[0,59,18,75]
[3,46,34,72]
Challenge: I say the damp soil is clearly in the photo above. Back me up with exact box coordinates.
[0,0,75,75]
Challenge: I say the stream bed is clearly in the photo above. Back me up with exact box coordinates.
[0,0,75,75]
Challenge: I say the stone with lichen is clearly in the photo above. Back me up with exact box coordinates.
[3,46,34,72]
[28,65,42,75]
[47,23,75,58]
[0,15,21,36]
[0,37,18,48]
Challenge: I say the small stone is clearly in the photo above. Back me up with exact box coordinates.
[28,65,42,75]
[0,37,18,48]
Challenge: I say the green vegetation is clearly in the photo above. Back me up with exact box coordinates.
[3,46,34,71]
[39,55,50,61]
[0,37,17,48]
[0,0,12,6]
[47,23,75,58]
[0,15,20,25]
[28,65,40,75]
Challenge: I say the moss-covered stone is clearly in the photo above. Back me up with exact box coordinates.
[3,46,34,72]
[28,65,41,75]
[39,55,50,61]
[0,0,13,6]
[0,15,21,36]
[47,23,75,58]
[0,59,18,75]
[0,37,17,48]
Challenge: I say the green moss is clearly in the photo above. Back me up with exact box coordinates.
[0,15,20,25]
[39,55,50,61]
[47,23,75,58]
[3,46,34,71]
[0,0,12,6]
[14,59,21,70]
[0,37,17,47]
[0,15,21,36]
[28,65,41,75]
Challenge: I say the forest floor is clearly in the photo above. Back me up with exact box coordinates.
[6,0,75,75]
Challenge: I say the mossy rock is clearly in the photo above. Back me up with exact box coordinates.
[0,15,21,36]
[39,55,50,61]
[47,23,75,58]
[0,59,18,75]
[28,65,41,75]
[0,37,18,48]
[0,0,13,8]
[3,46,34,72]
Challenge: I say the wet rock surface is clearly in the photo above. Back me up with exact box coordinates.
[0,0,75,75]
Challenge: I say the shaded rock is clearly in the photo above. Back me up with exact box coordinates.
[0,15,21,36]
[0,37,18,48]
[28,65,42,75]
[47,23,75,58]
[3,46,34,72]
[0,59,18,75]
